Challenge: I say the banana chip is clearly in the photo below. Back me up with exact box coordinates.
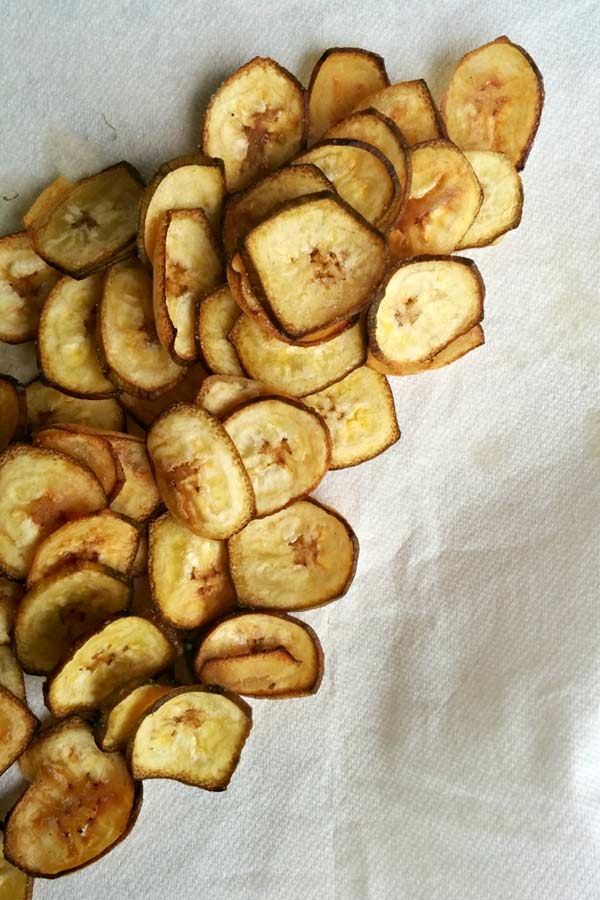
[229,498,358,610]
[203,57,306,192]
[197,285,243,375]
[457,151,523,249]
[194,612,323,698]
[0,232,60,343]
[98,682,173,752]
[0,375,26,451]
[97,431,161,523]
[196,374,273,418]
[354,79,444,144]
[0,685,37,776]
[224,397,331,515]
[119,362,207,429]
[0,828,33,900]
[367,324,485,375]
[25,380,124,432]
[0,577,23,644]
[0,644,26,701]
[34,425,125,501]
[129,686,252,789]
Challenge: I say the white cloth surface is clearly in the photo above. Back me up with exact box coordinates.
[1,1,600,897]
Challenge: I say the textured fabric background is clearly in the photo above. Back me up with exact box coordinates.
[1,1,599,898]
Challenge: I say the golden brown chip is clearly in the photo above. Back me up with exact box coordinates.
[369,324,486,375]
[0,685,37,776]
[0,232,61,343]
[98,682,173,752]
[102,433,161,523]
[119,362,207,429]
[0,375,26,451]
[196,374,274,418]
[456,151,523,249]
[0,645,26,701]
[197,285,243,375]
[354,79,444,144]
[0,827,33,900]
[34,425,124,501]
[0,577,23,644]
[25,380,124,432]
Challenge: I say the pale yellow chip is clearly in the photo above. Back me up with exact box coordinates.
[0,232,60,343]
[457,151,523,249]
[354,79,443,144]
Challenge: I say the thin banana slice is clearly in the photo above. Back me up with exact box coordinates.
[229,498,358,610]
[456,151,523,249]
[304,366,399,468]
[0,645,26,701]
[27,510,139,586]
[197,285,243,375]
[0,828,33,900]
[4,717,139,877]
[153,209,224,364]
[354,79,444,144]
[194,612,323,698]
[149,512,235,629]
[98,683,173,752]
[119,362,207,429]
[0,444,106,579]
[0,375,26,451]
[308,47,389,145]
[222,163,332,258]
[224,397,331,516]
[441,36,544,169]
[38,273,115,397]
[147,404,254,540]
[389,140,482,259]
[34,425,124,501]
[196,374,273,418]
[230,314,366,397]
[0,685,37,775]
[25,380,124,432]
[0,577,23,644]
[368,257,485,373]
[203,57,306,192]
[0,232,60,343]
[99,259,185,397]
[28,162,143,278]
[129,687,252,789]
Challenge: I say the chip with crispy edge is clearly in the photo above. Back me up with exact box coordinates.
[25,380,124,432]
[0,375,26,452]
[196,374,273,418]
[119,362,207,429]
[97,682,173,752]
[354,79,444,144]
[34,425,125,501]
[456,151,523,249]
[0,684,37,776]
[367,324,485,375]
[197,285,243,375]
[0,232,61,343]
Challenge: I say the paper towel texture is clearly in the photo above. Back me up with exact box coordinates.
[1,1,599,898]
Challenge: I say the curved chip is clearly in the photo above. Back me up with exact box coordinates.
[98,682,173,752]
[368,324,485,376]
[194,612,323,698]
[4,717,139,877]
[0,232,60,344]
[15,562,132,674]
[129,686,252,789]
[27,510,139,586]
[37,273,115,397]
[203,57,306,192]
[0,828,33,900]
[230,314,366,397]
[441,36,544,169]
[45,615,176,717]
[0,685,37,776]
[28,162,143,278]
[149,512,235,630]
[119,361,207,429]
[456,151,523,249]
[354,79,444,144]
[389,140,483,259]
[0,375,26,451]
[0,577,23,644]
[25,380,124,432]
[222,163,332,259]
[99,259,185,397]
[307,47,389,145]
[91,431,161,523]
[0,444,106,579]
[197,285,243,375]
[153,209,224,364]
[229,498,358,610]
[303,366,400,468]
[196,374,274,418]
[148,403,254,540]
[224,397,331,516]
[34,425,124,501]
[368,256,485,373]
[0,645,26,701]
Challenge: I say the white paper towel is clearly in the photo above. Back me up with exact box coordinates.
[1,1,600,898]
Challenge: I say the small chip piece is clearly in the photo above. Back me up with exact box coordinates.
[0,644,26,701]
[0,577,23,644]
[34,425,125,501]
[229,498,358,610]
[308,47,389,145]
[194,612,323,698]
[203,57,306,192]
[25,380,124,432]
[129,686,252,789]
[153,209,224,364]
[98,682,173,752]
[37,273,115,397]
[0,375,26,451]
[0,685,37,775]
[368,256,484,373]
[456,151,523,249]
[4,717,139,877]
[303,366,400,468]
[0,827,33,900]
[354,79,444,144]
[196,374,273,418]
[28,162,143,278]
[0,232,60,343]
[15,562,131,674]
[119,362,207,429]
[224,397,331,515]
[147,404,255,540]
[197,285,243,375]
[441,36,544,169]
[149,513,235,629]
[45,616,176,717]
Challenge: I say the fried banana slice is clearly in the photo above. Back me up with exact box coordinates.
[118,362,207,429]
[4,717,139,877]
[456,151,523,249]
[354,79,444,144]
[22,175,73,230]
[194,612,323,698]
[203,57,306,192]
[25,380,124,431]
[441,36,544,169]
[0,375,26,451]
[196,374,273,418]
[27,510,139,586]
[303,366,399,468]
[0,685,37,775]
[308,47,389,145]
[367,324,485,375]
[224,397,331,516]
[230,314,366,397]
[129,687,252,789]
[0,444,106,579]
[97,682,173,752]
[0,577,23,644]
[99,259,185,397]
[0,828,33,900]
[389,140,482,259]
[34,425,124,501]
[229,498,358,610]
[38,273,114,397]
[147,404,254,539]
[222,163,332,258]
[197,285,243,375]
[0,645,26,701]
[153,209,224,364]
[0,232,60,343]
[149,512,235,629]
[28,162,143,278]
[368,257,484,373]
